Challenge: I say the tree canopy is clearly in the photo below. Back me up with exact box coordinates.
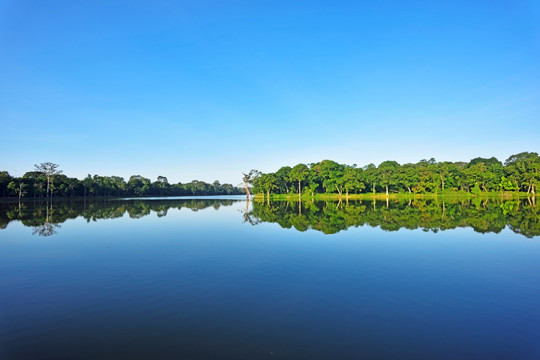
[250,152,539,197]
[0,164,243,198]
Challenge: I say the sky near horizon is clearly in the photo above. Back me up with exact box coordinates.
[1,0,539,185]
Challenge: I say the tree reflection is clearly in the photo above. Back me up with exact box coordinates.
[247,198,539,238]
[32,223,60,237]
[0,198,237,237]
[1,197,537,238]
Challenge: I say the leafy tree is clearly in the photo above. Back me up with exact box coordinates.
[8,180,27,201]
[257,173,278,200]
[242,170,260,198]
[275,166,292,194]
[378,160,400,196]
[397,163,419,193]
[311,160,343,193]
[414,159,439,193]
[289,163,309,198]
[128,175,151,196]
[22,171,46,198]
[341,166,365,198]
[0,171,12,197]
[305,168,321,199]
[505,152,540,194]
[362,164,378,194]
[34,162,62,198]
[83,175,93,197]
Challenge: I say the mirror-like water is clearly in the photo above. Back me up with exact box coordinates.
[1,197,539,359]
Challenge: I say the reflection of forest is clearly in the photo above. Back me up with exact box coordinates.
[247,198,539,238]
[0,199,237,236]
[1,198,538,238]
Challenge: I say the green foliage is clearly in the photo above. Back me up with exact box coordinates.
[0,198,237,235]
[249,198,539,237]
[245,152,540,197]
[0,169,243,198]
[254,173,278,197]
[289,163,309,195]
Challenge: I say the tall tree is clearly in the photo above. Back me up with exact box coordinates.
[8,180,27,201]
[505,152,540,194]
[397,163,419,193]
[341,166,365,198]
[275,166,292,194]
[311,160,342,193]
[242,170,260,198]
[378,160,399,196]
[289,163,309,199]
[362,164,378,194]
[257,173,278,201]
[34,162,62,198]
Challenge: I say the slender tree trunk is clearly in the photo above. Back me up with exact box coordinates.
[407,187,412,193]
[385,185,389,196]
[440,173,445,192]
[298,180,301,199]
[442,201,446,219]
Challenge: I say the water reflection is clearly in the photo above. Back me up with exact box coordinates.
[247,197,539,238]
[0,197,538,238]
[0,198,238,236]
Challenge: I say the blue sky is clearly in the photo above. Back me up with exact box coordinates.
[1,0,539,185]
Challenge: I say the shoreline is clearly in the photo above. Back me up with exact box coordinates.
[253,191,536,201]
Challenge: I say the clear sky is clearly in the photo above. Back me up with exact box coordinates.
[1,0,539,185]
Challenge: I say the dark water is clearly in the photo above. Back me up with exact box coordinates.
[0,197,539,359]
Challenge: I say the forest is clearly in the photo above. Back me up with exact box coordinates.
[1,152,538,200]
[0,163,243,199]
[248,152,539,198]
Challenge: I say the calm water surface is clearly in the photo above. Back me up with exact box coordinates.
[0,197,539,359]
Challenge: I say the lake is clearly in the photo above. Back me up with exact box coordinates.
[1,196,539,359]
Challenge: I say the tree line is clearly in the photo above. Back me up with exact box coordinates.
[0,162,243,199]
[248,152,539,198]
